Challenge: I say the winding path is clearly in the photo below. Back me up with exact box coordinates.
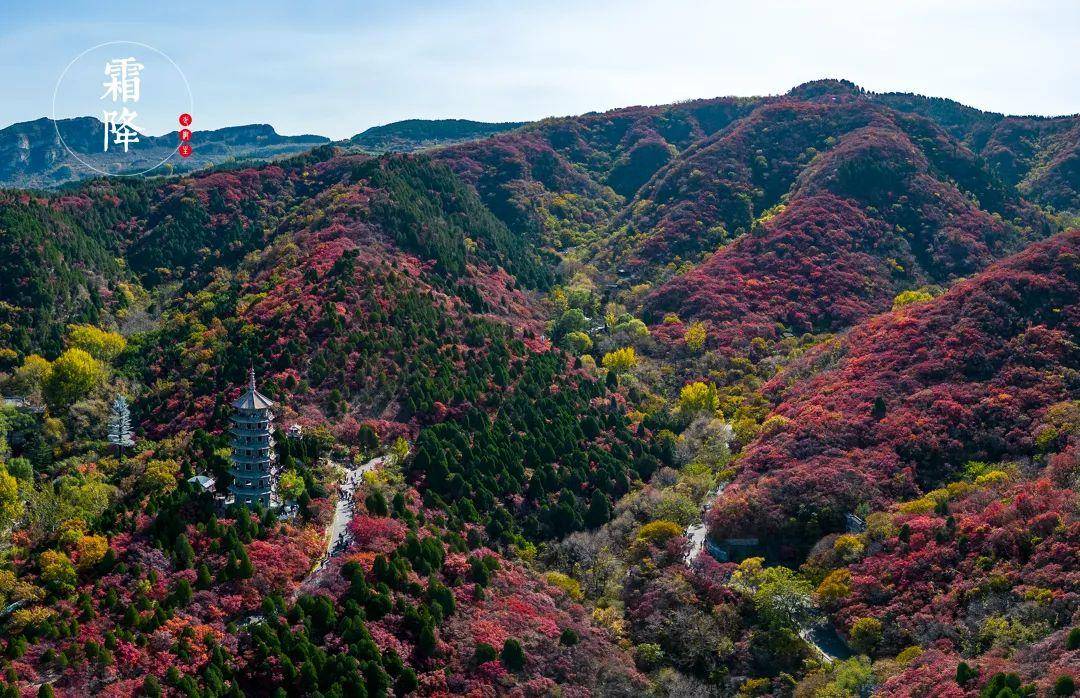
[321,456,387,562]
[681,467,850,664]
[683,481,728,565]
[294,454,388,597]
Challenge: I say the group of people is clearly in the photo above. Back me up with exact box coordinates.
[318,470,360,565]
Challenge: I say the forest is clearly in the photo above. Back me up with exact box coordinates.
[0,79,1077,697]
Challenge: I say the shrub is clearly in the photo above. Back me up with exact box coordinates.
[601,347,637,374]
[500,638,526,671]
[634,642,664,670]
[564,331,593,354]
[141,675,162,697]
[635,520,683,546]
[849,617,883,654]
[738,677,771,696]
[979,672,1035,697]
[684,321,707,351]
[473,642,498,664]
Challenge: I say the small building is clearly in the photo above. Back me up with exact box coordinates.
[187,474,216,493]
[845,513,867,534]
[228,369,278,509]
[286,424,303,439]
[708,537,762,563]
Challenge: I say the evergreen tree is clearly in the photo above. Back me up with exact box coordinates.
[585,489,611,528]
[501,638,526,671]
[107,395,135,461]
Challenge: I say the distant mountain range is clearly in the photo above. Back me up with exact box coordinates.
[0,116,330,189]
[0,116,527,189]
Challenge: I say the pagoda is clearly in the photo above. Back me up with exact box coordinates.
[229,368,278,509]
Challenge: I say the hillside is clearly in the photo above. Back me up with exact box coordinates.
[436,96,759,247]
[877,91,1080,212]
[641,106,1051,349]
[0,80,1078,698]
[0,140,658,696]
[707,229,1080,555]
[0,117,330,189]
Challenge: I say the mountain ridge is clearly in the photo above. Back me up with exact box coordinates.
[0,116,330,189]
[0,79,1078,697]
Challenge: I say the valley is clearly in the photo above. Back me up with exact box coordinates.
[0,79,1077,697]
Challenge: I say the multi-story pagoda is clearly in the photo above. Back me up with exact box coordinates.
[229,368,277,509]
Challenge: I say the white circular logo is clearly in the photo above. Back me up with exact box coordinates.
[52,40,195,177]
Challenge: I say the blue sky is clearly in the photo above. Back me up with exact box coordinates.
[2,0,1078,139]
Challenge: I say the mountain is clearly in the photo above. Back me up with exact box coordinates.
[641,96,1052,349]
[0,80,1078,698]
[435,97,758,247]
[877,91,1080,212]
[0,116,330,189]
[349,119,525,153]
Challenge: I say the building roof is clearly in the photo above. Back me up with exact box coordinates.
[188,474,215,489]
[232,368,275,410]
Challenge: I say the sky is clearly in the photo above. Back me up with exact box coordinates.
[2,0,1078,140]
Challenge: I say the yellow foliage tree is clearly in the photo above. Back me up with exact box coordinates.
[816,569,852,606]
[635,520,683,546]
[602,347,637,374]
[9,605,57,632]
[678,382,720,417]
[0,465,23,530]
[543,571,583,600]
[142,459,179,494]
[43,348,104,408]
[279,469,304,500]
[13,354,52,394]
[39,549,76,595]
[564,331,593,355]
[0,570,43,607]
[66,324,127,362]
[684,322,707,352]
[75,534,109,570]
[390,436,410,464]
[892,289,935,310]
[833,534,865,562]
[550,288,569,313]
[849,617,883,653]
